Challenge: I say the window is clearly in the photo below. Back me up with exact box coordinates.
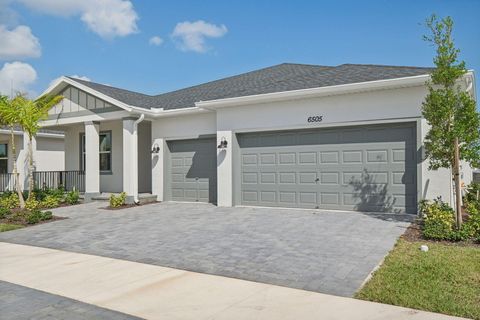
[80,132,112,173]
[0,143,7,173]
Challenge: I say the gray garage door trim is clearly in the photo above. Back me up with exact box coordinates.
[236,123,417,213]
[165,137,217,203]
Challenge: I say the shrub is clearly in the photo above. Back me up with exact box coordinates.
[26,210,42,224]
[464,182,480,207]
[464,203,480,238]
[40,211,53,221]
[448,223,476,241]
[420,198,455,240]
[0,193,19,209]
[26,210,52,224]
[25,195,40,210]
[109,192,127,208]
[40,195,60,208]
[65,190,80,205]
[0,207,11,219]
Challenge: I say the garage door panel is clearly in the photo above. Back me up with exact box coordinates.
[238,123,417,213]
[260,172,276,184]
[320,172,340,185]
[299,172,317,184]
[260,191,276,202]
[242,191,258,202]
[167,138,217,203]
[342,150,363,163]
[299,192,317,204]
[279,192,296,204]
[320,151,339,164]
[299,152,317,164]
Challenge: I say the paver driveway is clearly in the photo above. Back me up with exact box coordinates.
[0,202,412,297]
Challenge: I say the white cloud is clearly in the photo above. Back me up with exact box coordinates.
[16,0,139,38]
[48,74,91,88]
[149,36,163,46]
[70,75,91,81]
[0,25,41,60]
[172,20,227,53]
[0,61,37,96]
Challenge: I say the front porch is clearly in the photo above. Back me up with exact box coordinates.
[45,118,154,203]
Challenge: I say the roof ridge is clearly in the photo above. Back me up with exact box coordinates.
[153,63,330,97]
[338,63,434,69]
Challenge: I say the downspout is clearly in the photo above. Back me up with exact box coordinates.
[133,114,145,204]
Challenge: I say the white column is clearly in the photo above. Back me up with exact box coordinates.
[122,118,137,203]
[151,137,165,201]
[217,130,234,207]
[84,121,100,200]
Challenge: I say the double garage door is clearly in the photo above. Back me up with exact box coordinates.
[238,123,417,213]
[165,123,417,213]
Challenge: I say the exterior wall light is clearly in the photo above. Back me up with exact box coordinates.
[151,143,160,154]
[217,137,228,149]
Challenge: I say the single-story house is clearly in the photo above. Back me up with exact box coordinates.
[40,63,476,214]
[0,127,65,191]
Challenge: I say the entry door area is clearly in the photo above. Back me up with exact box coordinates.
[166,138,217,203]
[237,123,417,213]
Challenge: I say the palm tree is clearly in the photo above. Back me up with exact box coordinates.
[14,94,63,198]
[0,94,26,208]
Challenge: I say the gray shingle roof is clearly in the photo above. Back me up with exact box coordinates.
[69,63,433,110]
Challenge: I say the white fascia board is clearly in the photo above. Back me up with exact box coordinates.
[36,132,65,138]
[41,110,131,127]
[0,129,63,138]
[0,129,22,136]
[195,74,434,109]
[144,106,211,118]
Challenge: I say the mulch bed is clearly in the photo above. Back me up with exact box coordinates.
[101,201,159,211]
[402,219,480,248]
[1,212,67,228]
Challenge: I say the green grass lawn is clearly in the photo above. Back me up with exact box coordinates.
[0,223,24,232]
[356,239,480,319]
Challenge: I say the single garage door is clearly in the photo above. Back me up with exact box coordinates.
[166,137,217,203]
[238,123,417,213]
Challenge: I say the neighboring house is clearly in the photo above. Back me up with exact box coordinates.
[0,127,65,191]
[40,63,476,213]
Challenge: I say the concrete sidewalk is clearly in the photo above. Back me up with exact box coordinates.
[0,242,465,320]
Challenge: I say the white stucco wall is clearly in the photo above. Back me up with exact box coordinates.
[0,132,64,189]
[151,112,216,201]
[35,136,65,171]
[212,85,472,208]
[0,133,23,174]
[419,118,474,206]
[216,86,427,132]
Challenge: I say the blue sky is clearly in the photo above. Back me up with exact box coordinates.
[0,0,479,97]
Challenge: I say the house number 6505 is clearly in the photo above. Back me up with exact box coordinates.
[307,116,323,123]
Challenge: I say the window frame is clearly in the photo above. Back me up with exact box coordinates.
[0,143,8,174]
[80,131,112,174]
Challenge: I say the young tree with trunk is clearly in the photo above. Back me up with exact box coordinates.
[422,14,479,228]
[14,94,62,199]
[0,94,26,208]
